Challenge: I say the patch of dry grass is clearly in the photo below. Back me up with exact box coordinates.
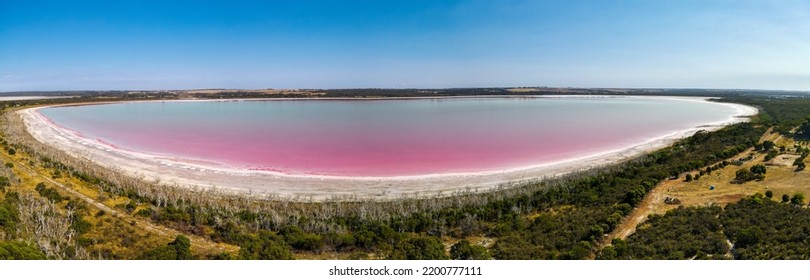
[0,135,238,259]
[606,130,810,244]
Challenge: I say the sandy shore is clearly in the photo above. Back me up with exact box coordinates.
[18,96,758,201]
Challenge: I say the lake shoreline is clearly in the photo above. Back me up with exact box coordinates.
[19,96,758,201]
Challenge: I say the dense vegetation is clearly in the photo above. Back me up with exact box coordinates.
[599,194,810,260]
[722,194,810,259]
[720,95,810,134]
[598,206,729,260]
[138,235,192,260]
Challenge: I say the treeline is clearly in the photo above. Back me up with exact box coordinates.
[720,96,810,134]
[599,194,810,259]
[9,88,809,100]
[191,91,313,99]
[0,93,176,111]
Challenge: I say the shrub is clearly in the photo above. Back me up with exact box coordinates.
[0,241,46,260]
[390,236,448,260]
[450,240,491,260]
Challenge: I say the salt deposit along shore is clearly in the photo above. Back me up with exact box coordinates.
[18,96,759,201]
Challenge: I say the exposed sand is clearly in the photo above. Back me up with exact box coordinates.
[18,96,759,201]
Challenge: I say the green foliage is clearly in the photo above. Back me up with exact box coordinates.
[735,168,763,183]
[34,182,64,203]
[351,222,399,251]
[237,231,294,260]
[138,235,192,260]
[599,206,729,259]
[569,241,593,260]
[600,193,810,259]
[6,148,14,155]
[750,164,766,175]
[135,208,153,218]
[0,206,14,232]
[279,226,323,251]
[721,195,810,259]
[449,240,491,260]
[624,186,646,206]
[0,241,46,260]
[171,235,192,259]
[761,141,775,151]
[70,215,92,235]
[0,192,20,237]
[735,227,763,248]
[790,193,805,205]
[389,236,448,260]
[764,150,778,161]
[0,176,9,192]
[721,96,810,134]
[490,234,541,259]
[155,205,191,224]
[793,150,810,172]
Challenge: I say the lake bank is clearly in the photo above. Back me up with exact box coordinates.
[19,96,758,200]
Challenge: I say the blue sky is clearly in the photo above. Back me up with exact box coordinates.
[1,0,809,91]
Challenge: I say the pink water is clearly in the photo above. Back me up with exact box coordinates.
[37,97,740,176]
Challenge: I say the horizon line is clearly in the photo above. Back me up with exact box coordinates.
[2,86,810,94]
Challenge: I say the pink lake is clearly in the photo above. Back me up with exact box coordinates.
[37,96,742,177]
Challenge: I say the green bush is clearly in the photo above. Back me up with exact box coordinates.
[138,235,192,260]
[237,231,294,260]
[390,236,448,260]
[34,182,64,203]
[450,240,491,260]
[280,226,323,251]
[0,241,46,260]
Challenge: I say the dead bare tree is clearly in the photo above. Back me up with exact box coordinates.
[16,193,89,260]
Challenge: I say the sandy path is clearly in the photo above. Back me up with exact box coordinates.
[18,96,759,201]
[601,128,781,248]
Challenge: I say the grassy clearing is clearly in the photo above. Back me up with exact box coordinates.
[607,130,810,243]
